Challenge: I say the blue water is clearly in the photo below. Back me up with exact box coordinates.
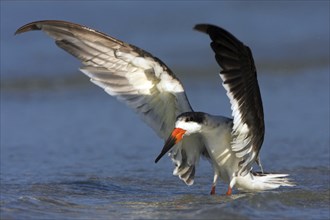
[1,1,330,220]
[1,69,329,219]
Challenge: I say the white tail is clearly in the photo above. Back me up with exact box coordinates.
[233,172,295,192]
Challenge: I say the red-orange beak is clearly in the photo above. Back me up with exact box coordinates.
[155,128,186,163]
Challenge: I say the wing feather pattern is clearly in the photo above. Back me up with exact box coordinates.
[195,24,265,176]
[15,20,205,185]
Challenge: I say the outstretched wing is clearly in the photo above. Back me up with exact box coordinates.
[16,20,204,184]
[195,24,265,176]
[15,20,191,138]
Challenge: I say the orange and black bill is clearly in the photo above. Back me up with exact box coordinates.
[155,128,186,163]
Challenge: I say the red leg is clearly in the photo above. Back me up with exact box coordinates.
[210,173,218,195]
[226,186,232,196]
[210,185,216,195]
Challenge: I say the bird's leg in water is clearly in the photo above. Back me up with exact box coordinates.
[210,173,218,195]
[210,186,216,195]
[226,186,232,195]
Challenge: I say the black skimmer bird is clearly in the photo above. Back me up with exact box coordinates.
[15,20,294,195]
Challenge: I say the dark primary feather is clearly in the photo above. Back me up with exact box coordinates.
[195,24,265,175]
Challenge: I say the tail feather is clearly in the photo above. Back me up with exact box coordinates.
[234,172,295,192]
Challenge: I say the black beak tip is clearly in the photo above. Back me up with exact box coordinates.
[155,135,178,164]
[154,153,164,163]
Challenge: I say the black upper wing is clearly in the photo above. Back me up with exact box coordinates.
[195,24,265,176]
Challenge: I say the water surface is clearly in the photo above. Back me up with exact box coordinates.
[1,1,329,219]
[1,69,329,219]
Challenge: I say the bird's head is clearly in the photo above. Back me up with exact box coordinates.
[155,112,205,163]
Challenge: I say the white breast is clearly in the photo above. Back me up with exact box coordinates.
[201,123,240,183]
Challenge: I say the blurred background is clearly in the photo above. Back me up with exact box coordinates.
[1,1,329,80]
[1,1,329,220]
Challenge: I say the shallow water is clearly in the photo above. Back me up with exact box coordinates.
[1,68,329,219]
[1,2,329,219]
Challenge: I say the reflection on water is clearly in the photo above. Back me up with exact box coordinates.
[1,172,329,220]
